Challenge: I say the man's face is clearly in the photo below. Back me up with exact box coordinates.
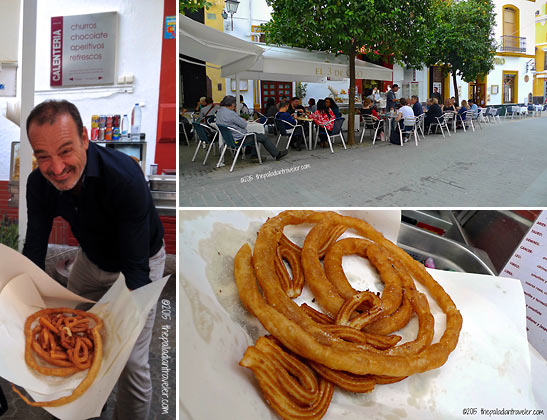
[292,99,300,106]
[434,88,438,93]
[393,86,399,92]
[410,97,416,104]
[29,114,89,191]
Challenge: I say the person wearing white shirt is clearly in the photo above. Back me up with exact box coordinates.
[395,98,415,142]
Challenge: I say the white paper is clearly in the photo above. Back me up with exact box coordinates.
[0,244,168,420]
[501,211,547,360]
[180,210,540,420]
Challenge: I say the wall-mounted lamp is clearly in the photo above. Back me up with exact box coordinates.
[223,0,240,31]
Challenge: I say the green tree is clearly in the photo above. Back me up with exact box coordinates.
[428,0,497,105]
[180,0,212,14]
[262,0,435,145]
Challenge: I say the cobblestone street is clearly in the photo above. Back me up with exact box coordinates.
[180,116,547,207]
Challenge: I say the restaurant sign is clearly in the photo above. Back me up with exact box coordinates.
[50,12,117,87]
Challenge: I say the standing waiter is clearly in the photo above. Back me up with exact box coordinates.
[22,99,165,420]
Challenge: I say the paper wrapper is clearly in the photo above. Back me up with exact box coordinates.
[180,210,541,420]
[0,244,168,420]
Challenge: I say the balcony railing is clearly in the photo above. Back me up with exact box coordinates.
[498,36,527,53]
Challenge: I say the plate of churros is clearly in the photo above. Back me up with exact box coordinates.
[180,210,540,420]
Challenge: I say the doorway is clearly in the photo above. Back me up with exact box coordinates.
[260,81,293,111]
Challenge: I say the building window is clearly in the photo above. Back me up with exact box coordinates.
[502,6,520,51]
[503,72,518,104]
[251,25,264,43]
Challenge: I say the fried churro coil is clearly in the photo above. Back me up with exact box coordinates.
[235,210,463,419]
[240,336,333,420]
[236,211,462,377]
[12,307,104,407]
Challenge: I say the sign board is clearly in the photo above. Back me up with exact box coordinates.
[501,211,547,359]
[0,65,17,97]
[50,12,117,87]
[164,16,176,39]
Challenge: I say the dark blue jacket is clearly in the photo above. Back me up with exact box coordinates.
[23,142,164,290]
[413,102,424,116]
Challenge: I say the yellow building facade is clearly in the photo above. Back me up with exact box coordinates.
[534,1,547,99]
[204,1,227,103]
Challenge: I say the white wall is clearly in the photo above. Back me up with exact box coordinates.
[0,0,21,62]
[32,0,164,167]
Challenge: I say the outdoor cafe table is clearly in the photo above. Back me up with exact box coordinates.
[380,113,397,137]
[296,116,314,150]
[246,121,266,134]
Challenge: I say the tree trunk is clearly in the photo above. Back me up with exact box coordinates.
[452,70,459,106]
[348,47,356,146]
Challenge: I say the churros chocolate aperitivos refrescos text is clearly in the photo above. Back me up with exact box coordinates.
[234,211,463,420]
[12,308,104,407]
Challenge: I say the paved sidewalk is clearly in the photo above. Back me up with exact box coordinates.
[180,116,547,207]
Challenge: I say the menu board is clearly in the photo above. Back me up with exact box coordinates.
[50,12,117,87]
[501,211,547,359]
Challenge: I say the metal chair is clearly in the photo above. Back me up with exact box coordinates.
[274,114,308,150]
[427,113,452,138]
[459,110,476,132]
[181,123,191,145]
[505,105,517,119]
[491,107,501,124]
[255,111,276,133]
[415,113,426,139]
[359,114,384,144]
[314,117,346,153]
[397,116,419,146]
[191,122,218,165]
[443,111,457,133]
[478,108,490,125]
[216,124,262,172]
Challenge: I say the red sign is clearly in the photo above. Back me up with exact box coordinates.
[51,16,63,86]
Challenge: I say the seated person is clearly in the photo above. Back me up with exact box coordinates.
[199,97,219,121]
[360,98,380,118]
[360,98,384,141]
[325,97,342,118]
[468,99,479,117]
[424,98,443,132]
[443,98,457,113]
[410,95,423,116]
[195,96,206,112]
[236,95,250,116]
[288,96,306,115]
[307,98,317,113]
[458,100,469,120]
[277,101,306,150]
[258,98,277,123]
[216,95,287,161]
[180,108,192,142]
[394,98,415,143]
[310,99,336,148]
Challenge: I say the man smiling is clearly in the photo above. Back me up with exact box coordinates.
[22,100,165,420]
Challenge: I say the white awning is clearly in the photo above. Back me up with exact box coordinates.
[179,14,263,75]
[224,45,393,83]
[180,15,392,83]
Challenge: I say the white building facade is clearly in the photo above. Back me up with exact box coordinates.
[210,0,536,110]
